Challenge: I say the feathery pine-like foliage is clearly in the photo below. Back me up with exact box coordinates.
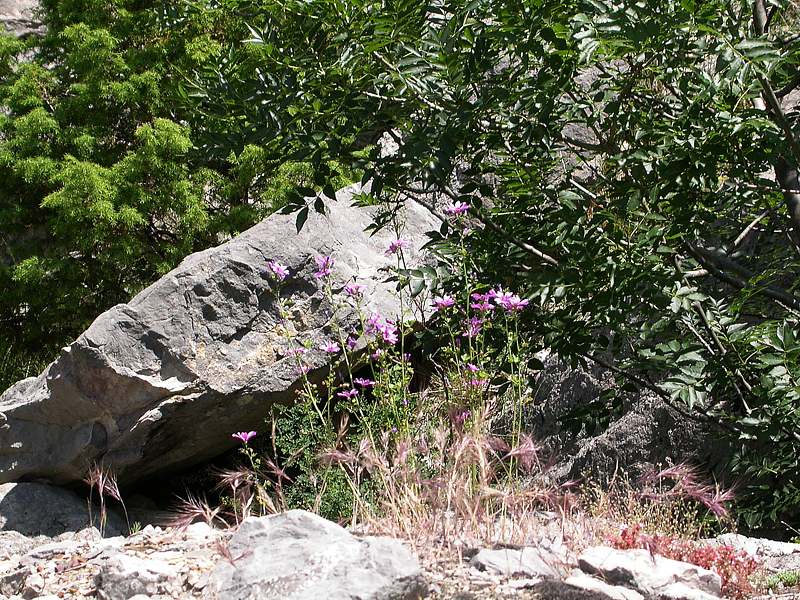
[0,1,353,362]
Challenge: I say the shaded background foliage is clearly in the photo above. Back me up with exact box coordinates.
[1,0,799,528]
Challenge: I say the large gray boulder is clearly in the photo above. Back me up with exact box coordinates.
[578,546,722,600]
[205,510,427,600]
[0,185,438,484]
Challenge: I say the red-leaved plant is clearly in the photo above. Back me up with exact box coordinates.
[609,524,759,599]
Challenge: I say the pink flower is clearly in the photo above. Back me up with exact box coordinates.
[320,341,339,354]
[366,313,399,344]
[493,290,529,312]
[504,296,529,311]
[385,239,410,256]
[466,363,479,372]
[470,301,494,312]
[464,317,483,338]
[314,255,334,278]
[432,295,455,312]
[232,431,257,444]
[371,349,385,360]
[487,288,505,300]
[268,260,290,281]
[354,377,375,388]
[344,282,365,297]
[444,201,470,215]
[346,336,358,350]
[337,388,359,399]
[469,378,487,387]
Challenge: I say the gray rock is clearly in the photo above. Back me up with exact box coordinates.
[578,546,721,599]
[0,532,45,559]
[0,184,437,485]
[0,483,125,537]
[564,573,644,600]
[0,1,42,38]
[21,540,81,562]
[526,353,729,482]
[529,579,641,600]
[0,567,29,597]
[709,533,800,558]
[95,555,177,600]
[205,509,427,600]
[470,547,564,578]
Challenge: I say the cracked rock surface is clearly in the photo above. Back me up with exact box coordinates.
[0,184,437,485]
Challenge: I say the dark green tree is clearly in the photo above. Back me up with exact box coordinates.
[0,0,353,383]
[187,0,800,526]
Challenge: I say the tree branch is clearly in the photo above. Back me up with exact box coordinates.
[404,184,560,267]
[685,242,800,312]
[576,351,734,433]
[775,72,800,98]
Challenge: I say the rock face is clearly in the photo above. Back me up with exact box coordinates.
[205,510,427,600]
[0,185,438,485]
[527,353,729,482]
[0,482,125,537]
[0,0,42,37]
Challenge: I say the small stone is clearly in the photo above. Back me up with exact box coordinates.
[0,567,28,597]
[23,541,81,562]
[658,582,723,600]
[21,571,44,598]
[95,555,176,600]
[182,522,215,542]
[470,547,564,578]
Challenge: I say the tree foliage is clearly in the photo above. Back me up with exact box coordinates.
[0,0,353,363]
[182,0,800,526]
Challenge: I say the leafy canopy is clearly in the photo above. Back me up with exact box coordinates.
[185,0,800,527]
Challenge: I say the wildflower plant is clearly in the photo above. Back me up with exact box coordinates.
[221,226,561,533]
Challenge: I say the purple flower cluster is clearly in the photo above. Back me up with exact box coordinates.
[432,295,455,312]
[319,341,339,354]
[470,292,495,313]
[385,239,410,256]
[366,313,399,344]
[444,201,470,215]
[268,260,290,281]
[344,282,365,297]
[491,288,529,311]
[314,255,334,278]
